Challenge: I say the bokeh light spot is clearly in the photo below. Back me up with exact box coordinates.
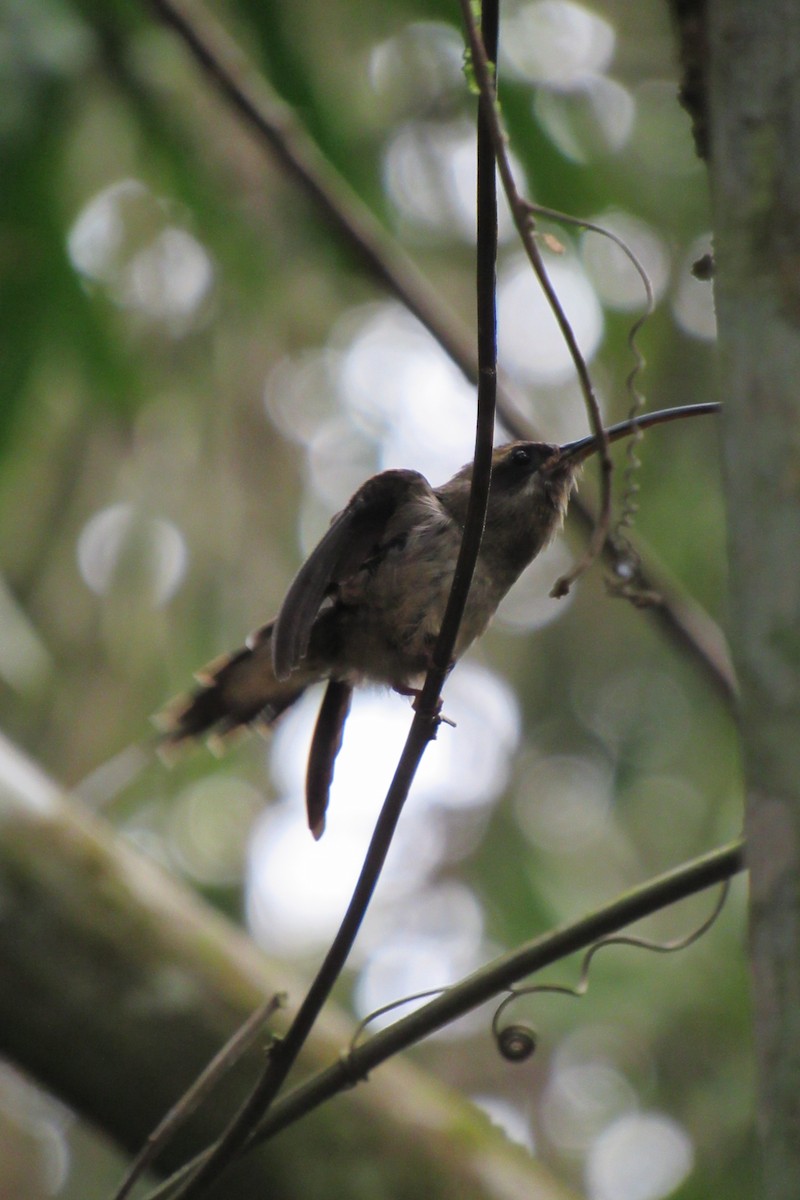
[336,303,479,481]
[514,754,613,852]
[369,22,464,111]
[169,776,263,886]
[502,1,615,87]
[77,503,188,607]
[586,1112,694,1200]
[498,253,604,384]
[264,350,343,444]
[118,226,214,326]
[383,119,517,242]
[581,213,670,311]
[534,76,635,163]
[544,1054,638,1153]
[67,178,214,332]
[353,881,485,1031]
[248,662,519,954]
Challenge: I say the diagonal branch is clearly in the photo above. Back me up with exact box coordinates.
[256,840,745,1141]
[145,838,746,1200]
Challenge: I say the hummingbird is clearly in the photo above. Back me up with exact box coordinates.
[159,402,718,837]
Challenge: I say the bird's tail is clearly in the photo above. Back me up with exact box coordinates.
[157,622,312,752]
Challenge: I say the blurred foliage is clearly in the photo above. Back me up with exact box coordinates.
[0,0,751,1198]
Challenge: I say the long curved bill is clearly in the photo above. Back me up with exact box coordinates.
[557,401,720,465]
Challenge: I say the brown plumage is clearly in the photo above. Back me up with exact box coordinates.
[158,403,719,836]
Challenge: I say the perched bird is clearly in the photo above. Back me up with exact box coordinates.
[159,402,718,837]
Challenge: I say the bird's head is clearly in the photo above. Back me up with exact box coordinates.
[439,402,720,581]
[437,440,578,577]
[483,440,580,570]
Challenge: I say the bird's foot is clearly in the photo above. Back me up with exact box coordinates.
[392,683,456,727]
[392,682,420,700]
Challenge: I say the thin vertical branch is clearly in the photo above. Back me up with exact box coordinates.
[158,5,502,1197]
[421,0,499,692]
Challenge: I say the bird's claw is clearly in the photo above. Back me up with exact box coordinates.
[392,683,456,728]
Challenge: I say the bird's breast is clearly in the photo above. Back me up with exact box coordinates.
[328,501,508,686]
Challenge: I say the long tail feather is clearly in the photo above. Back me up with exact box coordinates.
[305,679,353,839]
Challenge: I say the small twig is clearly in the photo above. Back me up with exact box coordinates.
[524,202,654,434]
[523,202,659,597]
[111,994,283,1200]
[420,0,500,696]
[144,839,745,1198]
[459,0,612,597]
[347,988,449,1055]
[492,879,730,1057]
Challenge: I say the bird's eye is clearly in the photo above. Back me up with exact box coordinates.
[511,446,532,466]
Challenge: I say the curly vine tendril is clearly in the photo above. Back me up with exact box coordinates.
[491,880,730,1063]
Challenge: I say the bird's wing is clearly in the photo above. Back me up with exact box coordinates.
[272,468,430,679]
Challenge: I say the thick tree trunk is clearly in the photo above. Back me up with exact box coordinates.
[0,735,575,1199]
[707,3,800,1195]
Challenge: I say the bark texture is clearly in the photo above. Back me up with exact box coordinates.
[708,4,800,1194]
